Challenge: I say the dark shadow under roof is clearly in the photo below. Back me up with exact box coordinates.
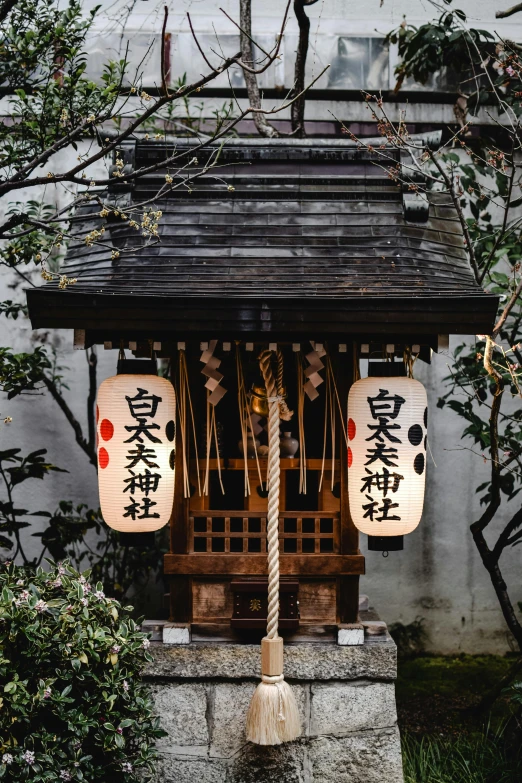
[26,138,498,339]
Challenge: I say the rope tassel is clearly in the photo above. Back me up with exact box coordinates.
[246,349,301,746]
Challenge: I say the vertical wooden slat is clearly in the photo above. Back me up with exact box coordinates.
[297,517,302,553]
[314,518,320,553]
[189,516,194,553]
[225,517,230,553]
[243,517,248,553]
[333,513,340,554]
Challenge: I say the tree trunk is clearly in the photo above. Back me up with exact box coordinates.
[239,0,279,138]
[291,0,311,137]
[471,523,522,653]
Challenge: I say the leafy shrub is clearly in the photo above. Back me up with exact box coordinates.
[0,560,165,781]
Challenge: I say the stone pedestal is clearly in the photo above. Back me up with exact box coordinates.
[145,634,404,783]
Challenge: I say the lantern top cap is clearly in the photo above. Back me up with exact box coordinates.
[26,138,497,339]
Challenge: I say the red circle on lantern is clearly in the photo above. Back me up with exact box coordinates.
[100,419,114,441]
[96,405,99,423]
[348,418,356,440]
[348,447,353,468]
[98,447,109,469]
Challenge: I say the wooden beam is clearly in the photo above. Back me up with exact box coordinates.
[163,553,365,576]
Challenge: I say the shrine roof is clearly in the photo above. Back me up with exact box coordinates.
[26,137,498,339]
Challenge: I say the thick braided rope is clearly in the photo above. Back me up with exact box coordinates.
[259,349,280,640]
[276,348,293,422]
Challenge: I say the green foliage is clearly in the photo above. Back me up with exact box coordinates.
[31,502,103,563]
[388,6,494,96]
[0,447,67,559]
[0,0,122,173]
[389,3,522,119]
[0,560,166,782]
[0,448,163,601]
[425,149,522,511]
[0,302,28,320]
[402,727,522,783]
[0,347,50,398]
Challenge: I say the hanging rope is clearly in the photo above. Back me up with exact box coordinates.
[259,349,280,640]
[246,348,300,746]
[276,348,293,422]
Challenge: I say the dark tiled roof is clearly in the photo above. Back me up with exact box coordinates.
[26,139,497,337]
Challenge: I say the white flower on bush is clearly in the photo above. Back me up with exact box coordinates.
[2,753,13,765]
[16,590,29,605]
[122,761,133,772]
[94,590,105,600]
[59,771,72,781]
[22,750,35,765]
[52,578,62,588]
[16,579,24,586]
[123,679,129,692]
[43,687,52,699]
[81,597,88,606]
[110,644,121,654]
[83,582,92,593]
[35,600,48,613]
[58,563,66,575]
[141,638,150,649]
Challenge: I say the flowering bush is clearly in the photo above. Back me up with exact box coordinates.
[0,561,165,781]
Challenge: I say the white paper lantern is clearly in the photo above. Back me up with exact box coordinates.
[348,377,427,542]
[96,374,176,532]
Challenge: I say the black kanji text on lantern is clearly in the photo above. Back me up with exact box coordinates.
[123,387,164,523]
[364,388,406,522]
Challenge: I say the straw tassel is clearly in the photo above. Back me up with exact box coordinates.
[246,349,301,746]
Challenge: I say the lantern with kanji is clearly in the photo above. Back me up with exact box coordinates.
[348,375,428,551]
[96,370,176,532]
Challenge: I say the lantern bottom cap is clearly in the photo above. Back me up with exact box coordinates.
[119,531,156,548]
[367,535,404,552]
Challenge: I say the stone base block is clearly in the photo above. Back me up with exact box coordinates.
[146,635,403,783]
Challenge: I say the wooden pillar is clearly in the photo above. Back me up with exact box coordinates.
[337,341,361,623]
[168,352,191,623]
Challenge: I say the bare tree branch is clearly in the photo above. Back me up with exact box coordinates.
[291,0,315,137]
[86,349,97,454]
[239,0,280,138]
[160,5,170,98]
[496,2,522,18]
[493,279,522,337]
[42,375,97,469]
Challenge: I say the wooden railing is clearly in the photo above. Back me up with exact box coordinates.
[189,510,340,554]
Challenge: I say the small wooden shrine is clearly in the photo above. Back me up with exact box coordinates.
[27,137,497,640]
